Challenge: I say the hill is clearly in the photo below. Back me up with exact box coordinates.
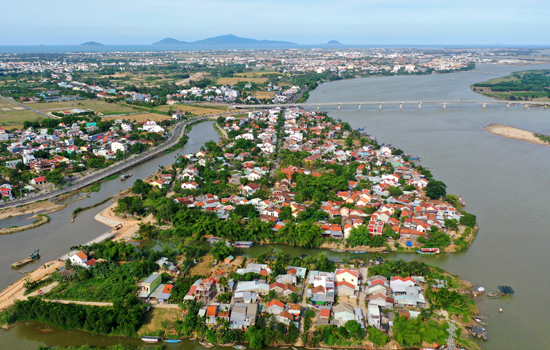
[324,40,342,45]
[79,41,105,47]
[152,34,296,47]
[152,38,188,46]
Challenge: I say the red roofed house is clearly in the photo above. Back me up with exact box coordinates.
[31,176,47,186]
[390,276,416,291]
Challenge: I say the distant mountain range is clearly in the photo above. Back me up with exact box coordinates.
[152,34,297,47]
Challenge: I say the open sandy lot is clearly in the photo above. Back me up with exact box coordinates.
[217,77,268,85]
[0,260,64,310]
[0,201,63,221]
[485,123,550,146]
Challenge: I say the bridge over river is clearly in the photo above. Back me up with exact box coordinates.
[231,100,550,111]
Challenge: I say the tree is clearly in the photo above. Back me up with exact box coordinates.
[45,169,64,185]
[460,212,477,228]
[425,180,447,199]
[367,326,389,347]
[388,186,403,197]
[210,240,235,262]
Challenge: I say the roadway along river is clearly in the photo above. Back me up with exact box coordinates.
[2,64,550,349]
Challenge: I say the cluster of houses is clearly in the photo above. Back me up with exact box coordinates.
[1,118,171,196]
[167,108,463,248]
[133,258,430,336]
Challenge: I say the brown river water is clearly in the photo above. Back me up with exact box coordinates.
[2,64,550,349]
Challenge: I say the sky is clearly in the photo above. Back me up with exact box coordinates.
[2,0,549,46]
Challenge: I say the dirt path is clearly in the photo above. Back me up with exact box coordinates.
[0,260,64,310]
[44,299,114,307]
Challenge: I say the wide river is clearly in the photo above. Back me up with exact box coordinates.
[2,64,550,349]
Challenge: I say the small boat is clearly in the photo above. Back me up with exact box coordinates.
[350,251,367,254]
[458,195,466,206]
[487,292,500,299]
[234,346,247,350]
[416,247,440,255]
[165,339,181,343]
[199,341,214,348]
[357,128,365,131]
[120,173,133,181]
[291,347,299,350]
[474,317,487,326]
[141,336,160,343]
[11,249,40,268]
[219,343,235,347]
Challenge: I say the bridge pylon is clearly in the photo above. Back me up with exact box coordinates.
[358,104,361,110]
[338,104,341,111]
[443,103,446,110]
[418,102,422,110]
[379,103,382,110]
[483,103,486,109]
[399,103,403,110]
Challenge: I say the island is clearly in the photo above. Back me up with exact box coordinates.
[471,69,550,102]
[324,40,342,45]
[79,41,105,47]
[153,34,297,47]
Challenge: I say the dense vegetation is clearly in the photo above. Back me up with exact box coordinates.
[2,298,145,337]
[473,70,550,100]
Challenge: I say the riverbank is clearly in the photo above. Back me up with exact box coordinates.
[485,123,550,146]
[0,260,63,311]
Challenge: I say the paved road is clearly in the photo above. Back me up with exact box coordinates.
[0,112,234,210]
[0,95,53,119]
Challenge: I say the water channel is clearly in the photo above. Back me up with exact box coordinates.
[2,64,550,349]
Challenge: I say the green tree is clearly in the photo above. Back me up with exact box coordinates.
[425,180,447,199]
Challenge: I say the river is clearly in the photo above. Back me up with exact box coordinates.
[2,65,550,349]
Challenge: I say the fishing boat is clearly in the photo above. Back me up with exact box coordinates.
[474,317,487,326]
[11,249,40,268]
[165,339,181,343]
[487,292,500,299]
[141,336,160,343]
[480,327,488,340]
[199,341,215,348]
[234,345,247,350]
[234,241,253,248]
[350,251,367,254]
[458,195,466,206]
[120,173,133,180]
[416,247,440,255]
[357,128,365,131]
[218,343,235,347]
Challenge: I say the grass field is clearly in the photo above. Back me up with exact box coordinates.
[102,112,170,123]
[154,104,227,116]
[235,71,282,78]
[217,77,268,85]
[254,91,275,99]
[138,308,181,336]
[0,109,44,126]
[37,100,139,116]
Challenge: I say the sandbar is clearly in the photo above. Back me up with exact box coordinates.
[485,123,549,146]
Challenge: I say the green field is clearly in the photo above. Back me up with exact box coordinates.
[0,109,44,126]
[38,100,140,116]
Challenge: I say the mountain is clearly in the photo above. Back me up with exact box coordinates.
[79,41,105,47]
[152,34,296,47]
[324,40,342,45]
[152,38,188,45]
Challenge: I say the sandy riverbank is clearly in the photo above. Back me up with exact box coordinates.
[485,123,550,146]
[95,203,141,241]
[0,260,63,310]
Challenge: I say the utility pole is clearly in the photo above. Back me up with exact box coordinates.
[446,322,457,350]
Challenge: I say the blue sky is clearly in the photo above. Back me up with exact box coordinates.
[2,0,549,45]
